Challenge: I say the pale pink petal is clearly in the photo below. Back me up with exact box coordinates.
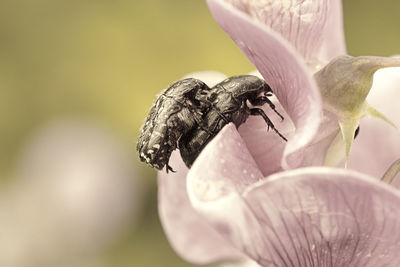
[189,124,264,194]
[207,0,323,170]
[188,144,400,267]
[215,0,346,66]
[349,67,400,183]
[219,259,261,267]
[185,125,266,262]
[318,0,347,62]
[242,168,400,266]
[299,110,341,166]
[158,151,243,264]
[239,100,339,176]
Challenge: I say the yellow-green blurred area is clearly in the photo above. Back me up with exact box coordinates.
[0,0,399,266]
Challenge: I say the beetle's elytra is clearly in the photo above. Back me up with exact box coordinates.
[137,75,286,172]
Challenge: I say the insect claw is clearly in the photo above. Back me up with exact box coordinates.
[279,132,288,142]
[267,102,284,121]
[277,112,284,121]
[165,163,176,173]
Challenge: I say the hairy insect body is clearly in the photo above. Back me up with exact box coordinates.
[137,75,286,172]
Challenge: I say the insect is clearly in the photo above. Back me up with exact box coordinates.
[178,75,286,168]
[137,75,286,172]
[137,78,211,172]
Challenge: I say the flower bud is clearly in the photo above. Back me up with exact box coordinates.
[315,55,400,165]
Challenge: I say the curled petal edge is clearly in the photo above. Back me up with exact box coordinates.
[207,0,323,170]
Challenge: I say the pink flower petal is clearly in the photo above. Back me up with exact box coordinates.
[214,0,346,66]
[189,124,264,195]
[158,151,243,264]
[239,100,340,176]
[349,67,400,183]
[299,110,341,166]
[188,150,400,267]
[318,0,347,62]
[207,0,323,170]
[243,169,400,266]
[219,259,261,267]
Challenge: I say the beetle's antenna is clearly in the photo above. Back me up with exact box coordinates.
[165,162,176,173]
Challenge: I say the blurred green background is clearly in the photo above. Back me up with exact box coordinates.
[0,0,399,266]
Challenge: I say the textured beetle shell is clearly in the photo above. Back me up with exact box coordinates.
[137,78,210,170]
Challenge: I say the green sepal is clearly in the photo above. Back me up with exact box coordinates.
[316,55,400,166]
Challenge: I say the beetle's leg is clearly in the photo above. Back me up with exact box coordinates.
[165,160,176,173]
[250,108,287,141]
[250,96,284,121]
[166,164,176,173]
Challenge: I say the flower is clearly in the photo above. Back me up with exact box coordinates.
[158,0,400,266]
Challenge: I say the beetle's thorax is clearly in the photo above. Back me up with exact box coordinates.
[206,84,250,128]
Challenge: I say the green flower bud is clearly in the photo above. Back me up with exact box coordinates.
[315,55,400,165]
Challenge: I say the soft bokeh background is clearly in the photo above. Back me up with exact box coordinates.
[0,0,399,266]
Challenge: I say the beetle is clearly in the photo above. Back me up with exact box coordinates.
[137,78,211,172]
[178,75,286,168]
[137,75,286,172]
